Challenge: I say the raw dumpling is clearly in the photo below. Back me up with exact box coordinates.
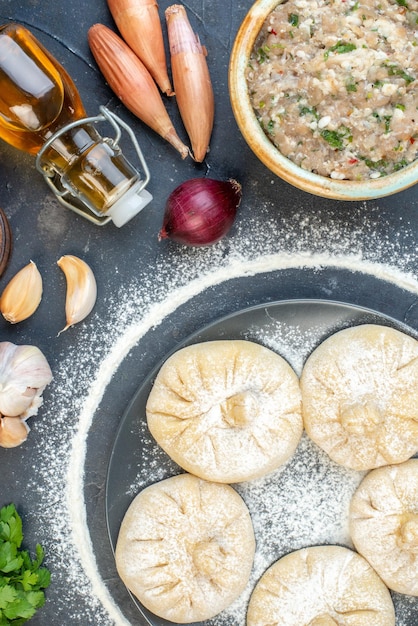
[115,473,255,623]
[300,324,418,470]
[146,340,303,483]
[349,459,418,596]
[247,545,395,626]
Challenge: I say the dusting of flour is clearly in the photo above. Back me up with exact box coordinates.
[26,204,418,625]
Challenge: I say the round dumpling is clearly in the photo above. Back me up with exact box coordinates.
[115,473,255,623]
[300,324,418,470]
[349,459,418,596]
[146,340,303,483]
[247,545,395,626]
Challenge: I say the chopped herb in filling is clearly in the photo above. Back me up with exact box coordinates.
[246,0,418,180]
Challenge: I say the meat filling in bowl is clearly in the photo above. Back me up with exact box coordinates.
[246,0,418,180]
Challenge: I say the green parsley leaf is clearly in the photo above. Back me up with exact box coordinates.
[0,586,17,609]
[361,156,388,174]
[299,105,319,119]
[0,505,50,625]
[321,130,344,149]
[256,46,270,64]
[320,126,352,150]
[346,81,358,92]
[288,13,299,26]
[0,507,22,548]
[325,41,357,59]
[267,119,275,135]
[394,159,409,170]
[387,64,415,84]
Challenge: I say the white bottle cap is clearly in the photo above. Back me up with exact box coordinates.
[107,181,153,227]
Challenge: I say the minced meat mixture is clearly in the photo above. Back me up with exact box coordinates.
[246,0,418,180]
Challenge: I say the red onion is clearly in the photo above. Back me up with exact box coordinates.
[158,178,242,246]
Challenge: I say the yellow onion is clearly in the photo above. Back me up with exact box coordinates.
[107,0,173,95]
[165,5,214,162]
[159,178,242,246]
[88,24,188,158]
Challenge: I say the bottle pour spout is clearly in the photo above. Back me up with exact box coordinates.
[107,182,153,227]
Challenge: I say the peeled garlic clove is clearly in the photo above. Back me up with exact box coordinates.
[0,260,43,323]
[0,342,53,418]
[0,416,30,448]
[57,255,97,332]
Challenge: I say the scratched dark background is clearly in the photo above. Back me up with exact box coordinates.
[0,0,418,624]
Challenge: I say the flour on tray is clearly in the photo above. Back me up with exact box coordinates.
[25,199,418,625]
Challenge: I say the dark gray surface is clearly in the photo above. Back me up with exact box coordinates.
[0,1,418,625]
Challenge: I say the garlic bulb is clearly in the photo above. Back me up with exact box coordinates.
[0,416,29,448]
[57,255,97,332]
[0,260,43,323]
[0,342,52,419]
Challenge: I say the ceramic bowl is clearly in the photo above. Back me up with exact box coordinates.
[228,0,418,200]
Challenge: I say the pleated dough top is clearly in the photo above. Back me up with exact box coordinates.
[146,339,303,483]
[115,473,255,623]
[301,324,418,470]
[247,545,395,626]
[350,459,418,596]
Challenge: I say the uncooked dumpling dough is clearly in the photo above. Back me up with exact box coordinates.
[115,473,255,623]
[247,545,395,626]
[350,459,418,596]
[146,340,303,482]
[300,324,418,470]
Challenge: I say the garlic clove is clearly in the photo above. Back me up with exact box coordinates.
[57,255,97,333]
[0,342,53,418]
[0,260,43,323]
[0,416,30,448]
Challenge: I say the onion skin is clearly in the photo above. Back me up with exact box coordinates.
[159,178,242,246]
[88,24,188,158]
[107,0,173,96]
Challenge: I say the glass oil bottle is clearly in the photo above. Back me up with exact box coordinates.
[0,23,152,226]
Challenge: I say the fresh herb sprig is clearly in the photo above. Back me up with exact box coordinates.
[0,504,51,625]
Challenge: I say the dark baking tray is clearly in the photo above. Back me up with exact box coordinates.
[106,299,417,626]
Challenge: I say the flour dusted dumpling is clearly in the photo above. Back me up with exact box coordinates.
[247,545,395,626]
[146,340,303,482]
[350,459,418,596]
[115,473,255,623]
[300,324,418,470]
